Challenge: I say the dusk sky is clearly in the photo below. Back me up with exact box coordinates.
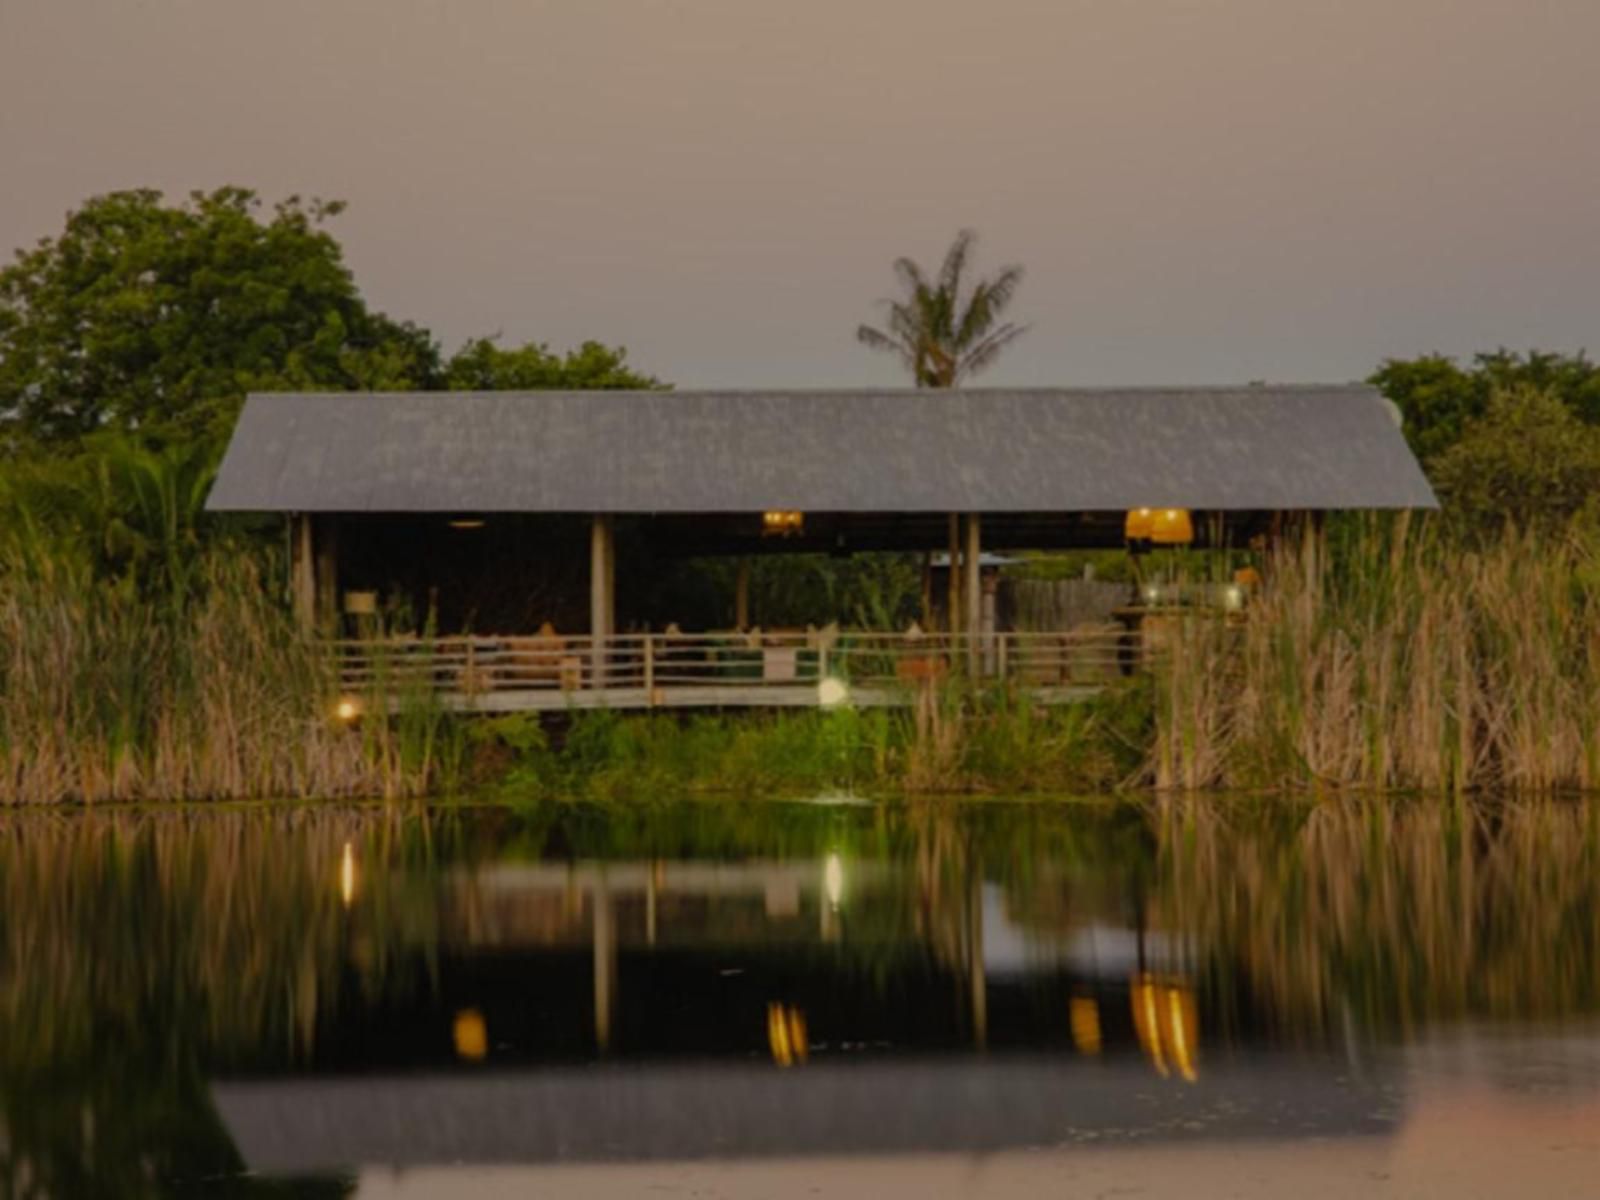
[2,0,1596,389]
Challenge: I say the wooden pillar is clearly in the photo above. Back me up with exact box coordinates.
[314,516,339,632]
[735,558,752,630]
[290,514,315,630]
[964,513,982,674]
[920,551,934,628]
[946,514,961,634]
[590,515,615,688]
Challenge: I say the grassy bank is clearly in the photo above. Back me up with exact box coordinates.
[10,519,1600,803]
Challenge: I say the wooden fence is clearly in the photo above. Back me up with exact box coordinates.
[332,627,1135,712]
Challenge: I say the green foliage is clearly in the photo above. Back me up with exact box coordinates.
[444,336,663,391]
[856,229,1027,387]
[0,188,440,446]
[1371,349,1600,464]
[1428,385,1600,530]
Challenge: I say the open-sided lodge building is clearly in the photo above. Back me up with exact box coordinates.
[206,385,1436,710]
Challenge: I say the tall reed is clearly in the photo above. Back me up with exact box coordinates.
[1150,518,1600,792]
[0,549,435,803]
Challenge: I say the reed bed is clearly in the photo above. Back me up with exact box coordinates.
[0,551,437,803]
[1150,518,1600,793]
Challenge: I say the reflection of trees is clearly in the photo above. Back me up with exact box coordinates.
[0,807,447,1197]
[1152,797,1600,1037]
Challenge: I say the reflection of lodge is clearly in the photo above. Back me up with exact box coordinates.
[211,848,1401,1173]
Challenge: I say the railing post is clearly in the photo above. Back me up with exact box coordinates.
[997,633,1008,681]
[643,634,655,703]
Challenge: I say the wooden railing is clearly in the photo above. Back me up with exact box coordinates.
[332,628,1135,708]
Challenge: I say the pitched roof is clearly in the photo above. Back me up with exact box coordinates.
[206,385,1436,513]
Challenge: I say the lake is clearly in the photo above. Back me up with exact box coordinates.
[5,796,1600,1197]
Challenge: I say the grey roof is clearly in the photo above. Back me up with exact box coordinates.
[206,386,1437,513]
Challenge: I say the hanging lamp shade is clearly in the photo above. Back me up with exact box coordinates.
[1150,508,1195,545]
[1124,508,1155,541]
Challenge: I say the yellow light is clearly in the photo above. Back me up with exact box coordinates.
[334,697,361,723]
[1150,508,1194,546]
[762,510,804,537]
[454,1009,488,1061]
[1070,995,1102,1056]
[340,840,357,908]
[448,518,486,530]
[1131,974,1169,1078]
[1166,985,1199,1083]
[1124,508,1155,541]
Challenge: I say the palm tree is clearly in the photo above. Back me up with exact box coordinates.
[856,229,1027,387]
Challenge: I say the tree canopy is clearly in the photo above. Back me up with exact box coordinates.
[0,188,440,446]
[856,229,1027,388]
[1371,349,1600,464]
[0,188,663,451]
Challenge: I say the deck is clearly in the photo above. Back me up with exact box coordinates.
[334,628,1134,712]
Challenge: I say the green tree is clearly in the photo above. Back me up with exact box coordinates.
[1371,350,1600,463]
[856,229,1027,387]
[0,187,440,446]
[1428,385,1600,530]
[443,336,663,390]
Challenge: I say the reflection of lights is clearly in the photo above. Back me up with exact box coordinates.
[453,1009,488,1061]
[767,1002,808,1067]
[817,676,850,709]
[824,853,844,909]
[339,841,357,908]
[1142,584,1162,606]
[334,696,361,724]
[1130,973,1199,1083]
[1069,995,1102,1056]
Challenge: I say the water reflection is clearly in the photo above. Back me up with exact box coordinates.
[2,797,1599,1193]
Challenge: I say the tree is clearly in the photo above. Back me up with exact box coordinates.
[0,188,440,446]
[1371,350,1600,463]
[856,229,1027,387]
[1428,385,1600,530]
[444,336,663,390]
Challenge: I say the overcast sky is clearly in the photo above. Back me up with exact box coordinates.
[2,0,1596,388]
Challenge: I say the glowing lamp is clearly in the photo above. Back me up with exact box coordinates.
[817,677,850,709]
[762,510,804,537]
[1124,508,1155,541]
[453,1009,488,1061]
[334,696,361,724]
[1150,508,1194,546]
[448,518,486,530]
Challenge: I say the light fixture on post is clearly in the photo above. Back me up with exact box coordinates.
[1125,508,1154,555]
[762,510,804,538]
[1150,508,1194,546]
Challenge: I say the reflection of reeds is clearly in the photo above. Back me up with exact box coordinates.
[1150,520,1600,792]
[0,807,443,1069]
[1152,796,1600,1035]
[0,554,435,803]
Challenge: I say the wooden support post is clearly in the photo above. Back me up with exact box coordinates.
[981,572,999,675]
[920,552,933,628]
[946,514,961,635]
[735,558,752,630]
[290,514,315,631]
[643,634,655,702]
[590,515,616,689]
[314,516,339,633]
[964,513,982,675]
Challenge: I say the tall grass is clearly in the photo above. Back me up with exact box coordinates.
[0,549,436,803]
[1150,517,1600,793]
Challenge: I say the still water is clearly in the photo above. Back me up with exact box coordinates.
[5,797,1600,1197]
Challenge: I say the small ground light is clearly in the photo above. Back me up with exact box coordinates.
[334,696,361,724]
[817,677,850,709]
[453,1009,488,1061]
